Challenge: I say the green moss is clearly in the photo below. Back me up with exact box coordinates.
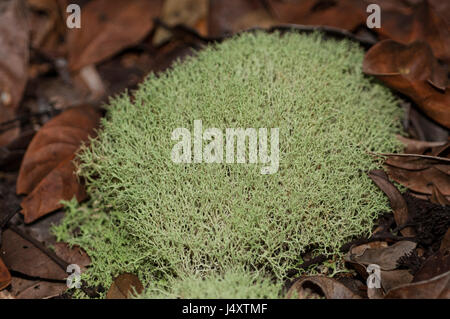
[53,31,403,298]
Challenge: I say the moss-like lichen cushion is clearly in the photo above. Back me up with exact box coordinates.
[55,32,403,298]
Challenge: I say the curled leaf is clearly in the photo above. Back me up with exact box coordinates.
[368,169,414,237]
[345,240,417,271]
[382,153,450,197]
[363,40,450,128]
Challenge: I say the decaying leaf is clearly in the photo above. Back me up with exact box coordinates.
[106,273,144,299]
[0,229,66,280]
[0,257,11,290]
[345,240,417,271]
[380,269,414,292]
[153,0,208,45]
[384,270,450,299]
[412,231,450,283]
[266,0,365,31]
[208,0,278,37]
[363,40,450,128]
[0,0,30,109]
[53,242,91,271]
[396,135,447,154]
[68,0,162,71]
[368,169,414,237]
[374,0,450,64]
[27,0,66,55]
[286,276,361,299]
[15,280,66,299]
[16,105,101,223]
[382,153,450,197]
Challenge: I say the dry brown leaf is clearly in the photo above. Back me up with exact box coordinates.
[0,257,11,290]
[0,229,66,279]
[396,135,447,154]
[363,40,450,128]
[374,0,450,64]
[384,270,450,298]
[345,241,417,271]
[286,276,361,299]
[16,105,101,223]
[27,0,67,55]
[430,183,450,206]
[266,0,365,31]
[15,281,66,299]
[106,273,144,299]
[0,0,30,109]
[208,0,278,37]
[368,169,414,237]
[68,0,162,71]
[381,152,450,197]
[53,242,91,271]
[380,269,414,292]
[153,0,208,45]
[413,233,450,283]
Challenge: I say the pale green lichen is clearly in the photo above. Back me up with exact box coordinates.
[53,31,403,298]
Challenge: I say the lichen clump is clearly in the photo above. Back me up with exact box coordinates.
[54,32,403,298]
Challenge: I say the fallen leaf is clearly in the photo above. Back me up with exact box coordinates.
[0,257,11,290]
[374,0,450,64]
[17,105,101,223]
[106,273,144,299]
[380,269,414,292]
[406,105,449,142]
[286,276,361,299]
[266,0,365,31]
[384,270,450,298]
[368,169,414,237]
[15,281,66,299]
[413,250,450,283]
[0,229,66,280]
[153,0,208,45]
[345,241,417,271]
[412,232,450,283]
[67,0,162,71]
[27,0,67,55]
[363,40,450,128]
[381,153,450,197]
[208,0,278,37]
[396,135,447,154]
[0,0,30,109]
[53,242,91,271]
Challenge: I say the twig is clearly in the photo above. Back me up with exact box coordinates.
[0,110,61,135]
[9,270,66,284]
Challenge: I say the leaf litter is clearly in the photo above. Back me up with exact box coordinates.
[0,0,449,299]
